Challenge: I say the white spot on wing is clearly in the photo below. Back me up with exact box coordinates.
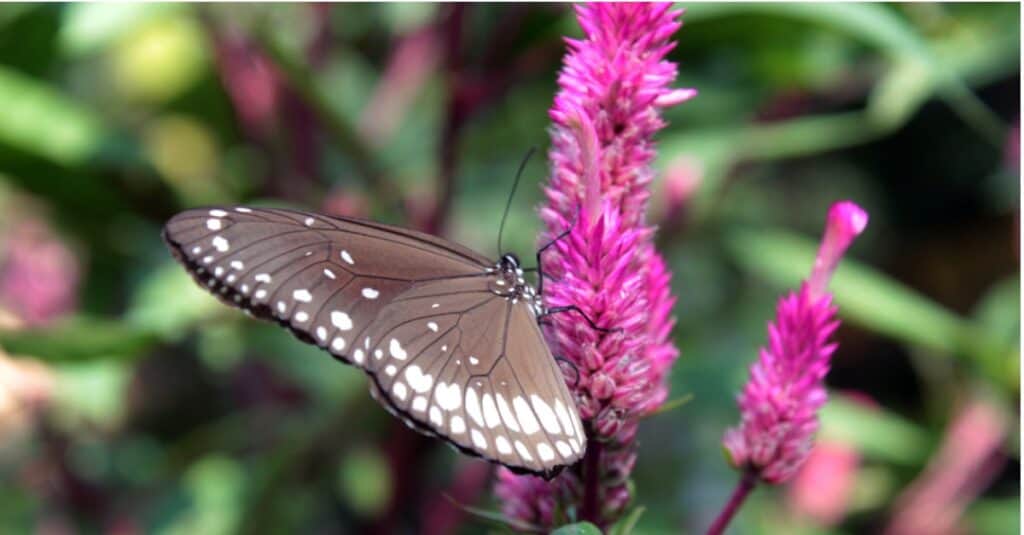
[316,326,327,341]
[482,394,500,429]
[537,443,555,461]
[254,289,267,299]
[435,383,461,411]
[235,207,252,213]
[405,366,433,393]
[294,311,309,322]
[513,396,540,434]
[353,349,365,364]
[412,396,427,412]
[206,219,222,230]
[496,436,512,454]
[212,236,229,252]
[450,415,465,434]
[531,395,562,434]
[385,365,397,376]
[392,382,407,401]
[209,209,227,217]
[304,217,314,226]
[466,388,483,427]
[332,337,345,351]
[496,394,521,432]
[389,339,407,360]
[514,441,533,461]
[362,288,379,299]
[556,441,572,458]
[340,250,354,264]
[230,260,244,270]
[293,289,312,302]
[471,429,487,450]
[331,311,353,330]
[429,406,443,426]
[426,322,438,332]
[468,356,479,366]
[323,268,335,279]
[255,273,271,283]
[554,399,574,437]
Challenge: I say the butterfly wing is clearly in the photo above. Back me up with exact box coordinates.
[163,206,584,476]
[363,277,586,476]
[162,206,490,366]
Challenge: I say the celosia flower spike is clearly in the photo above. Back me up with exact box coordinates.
[723,200,868,484]
[495,2,692,529]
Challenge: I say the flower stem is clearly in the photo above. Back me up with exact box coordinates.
[705,468,758,535]
[579,439,602,526]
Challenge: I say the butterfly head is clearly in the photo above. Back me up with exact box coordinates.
[499,252,521,272]
[491,253,539,307]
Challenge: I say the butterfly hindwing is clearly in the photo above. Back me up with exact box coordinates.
[363,277,586,476]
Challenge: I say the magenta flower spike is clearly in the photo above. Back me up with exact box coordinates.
[707,201,867,535]
[495,2,693,529]
[723,201,868,484]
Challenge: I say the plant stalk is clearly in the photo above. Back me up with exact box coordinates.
[704,468,758,535]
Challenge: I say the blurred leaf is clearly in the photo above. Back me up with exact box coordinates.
[0,65,106,165]
[159,455,245,535]
[820,394,932,465]
[967,498,1020,535]
[686,3,1004,144]
[0,316,156,362]
[111,13,208,103]
[60,3,181,56]
[552,522,602,535]
[725,226,1004,364]
[127,262,221,340]
[609,506,646,535]
[443,494,544,533]
[336,447,391,517]
[51,360,130,430]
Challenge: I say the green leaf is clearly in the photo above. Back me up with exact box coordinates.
[685,3,1004,144]
[336,447,392,517]
[0,66,106,166]
[725,227,997,363]
[127,262,222,340]
[59,3,181,56]
[552,522,602,535]
[820,394,932,465]
[442,494,544,533]
[0,316,157,362]
[609,506,645,535]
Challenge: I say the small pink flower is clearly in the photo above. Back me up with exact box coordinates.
[787,440,860,525]
[723,201,868,484]
[495,2,692,528]
[0,220,80,327]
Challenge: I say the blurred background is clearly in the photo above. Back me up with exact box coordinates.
[0,3,1017,534]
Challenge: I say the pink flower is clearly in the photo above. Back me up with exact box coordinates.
[722,201,868,483]
[495,3,692,528]
[0,220,80,327]
[884,399,1008,535]
[787,440,860,526]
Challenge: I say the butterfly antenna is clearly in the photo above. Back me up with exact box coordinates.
[497,147,537,255]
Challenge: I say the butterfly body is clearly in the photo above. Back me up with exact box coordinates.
[163,206,585,478]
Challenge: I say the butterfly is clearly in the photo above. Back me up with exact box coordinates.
[162,206,594,478]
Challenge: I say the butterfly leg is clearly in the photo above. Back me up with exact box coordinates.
[538,305,616,334]
[554,355,582,388]
[533,211,578,297]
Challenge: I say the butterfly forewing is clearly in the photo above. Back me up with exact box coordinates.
[162,206,585,477]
